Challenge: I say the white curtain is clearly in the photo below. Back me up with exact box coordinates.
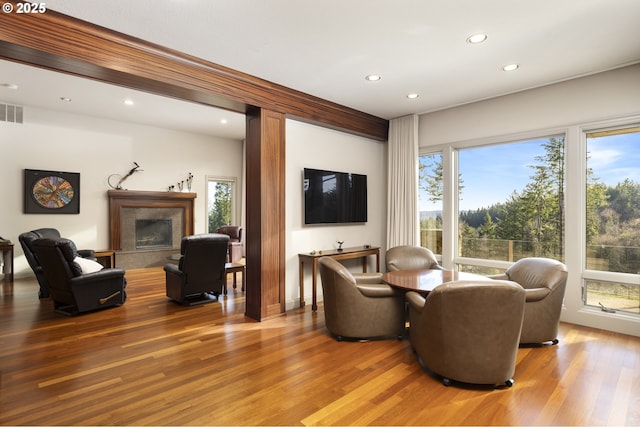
[386,114,419,248]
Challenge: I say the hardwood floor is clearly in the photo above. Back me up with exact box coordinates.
[1,267,639,426]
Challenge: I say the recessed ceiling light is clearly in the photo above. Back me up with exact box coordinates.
[60,97,72,102]
[365,74,381,81]
[1,83,19,90]
[502,63,520,72]
[407,93,419,99]
[220,118,228,124]
[466,34,487,44]
[124,99,134,106]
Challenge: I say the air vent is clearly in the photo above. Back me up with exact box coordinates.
[0,103,24,124]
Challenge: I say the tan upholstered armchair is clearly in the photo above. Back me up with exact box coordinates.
[489,257,568,345]
[407,280,525,387]
[385,245,443,271]
[318,257,405,341]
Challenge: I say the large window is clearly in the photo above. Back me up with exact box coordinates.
[584,126,640,314]
[456,136,565,273]
[418,152,443,255]
[206,176,237,232]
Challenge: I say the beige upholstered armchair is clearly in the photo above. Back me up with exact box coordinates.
[489,257,568,345]
[385,245,443,271]
[407,280,525,387]
[318,257,405,341]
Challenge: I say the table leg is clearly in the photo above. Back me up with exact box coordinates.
[299,259,306,308]
[312,259,318,312]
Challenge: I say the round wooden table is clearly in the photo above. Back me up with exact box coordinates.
[381,268,490,293]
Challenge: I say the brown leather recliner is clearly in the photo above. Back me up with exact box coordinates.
[385,245,443,271]
[407,280,525,387]
[489,257,568,345]
[31,237,126,316]
[215,225,243,263]
[318,257,405,341]
[19,228,96,299]
[164,233,229,305]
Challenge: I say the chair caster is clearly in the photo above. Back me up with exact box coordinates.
[442,378,452,387]
[505,378,515,387]
[551,338,559,345]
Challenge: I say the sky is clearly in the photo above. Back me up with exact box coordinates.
[419,132,640,212]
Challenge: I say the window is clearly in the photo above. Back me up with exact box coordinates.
[456,136,566,273]
[206,177,237,232]
[584,126,640,314]
[418,152,443,255]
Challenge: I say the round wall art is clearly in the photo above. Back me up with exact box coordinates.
[24,169,80,214]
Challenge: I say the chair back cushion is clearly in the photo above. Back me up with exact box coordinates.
[386,245,440,271]
[32,237,81,305]
[179,233,229,293]
[506,257,567,290]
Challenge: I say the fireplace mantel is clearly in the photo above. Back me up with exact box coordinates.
[108,190,196,251]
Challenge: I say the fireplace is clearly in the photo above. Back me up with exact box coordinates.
[135,219,173,249]
[108,190,196,269]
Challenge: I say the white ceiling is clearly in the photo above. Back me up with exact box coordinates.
[2,0,640,138]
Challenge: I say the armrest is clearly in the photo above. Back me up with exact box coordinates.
[78,249,96,259]
[71,268,125,285]
[163,263,182,276]
[356,283,398,298]
[488,273,509,280]
[406,291,426,313]
[353,272,384,284]
[525,287,550,302]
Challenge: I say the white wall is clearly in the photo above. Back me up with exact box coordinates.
[1,106,243,278]
[285,120,387,310]
[417,63,640,337]
[419,64,640,145]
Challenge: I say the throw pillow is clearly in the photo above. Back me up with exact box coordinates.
[73,256,104,274]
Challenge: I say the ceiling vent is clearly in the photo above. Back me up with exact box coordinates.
[0,103,24,124]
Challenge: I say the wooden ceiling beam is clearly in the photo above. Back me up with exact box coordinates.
[0,5,388,141]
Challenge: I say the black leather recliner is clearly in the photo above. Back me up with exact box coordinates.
[31,237,126,316]
[164,233,229,305]
[19,228,96,298]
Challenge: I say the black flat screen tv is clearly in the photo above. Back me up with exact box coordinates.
[303,168,367,224]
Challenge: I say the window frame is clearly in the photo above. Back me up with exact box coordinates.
[581,123,640,315]
[205,175,239,233]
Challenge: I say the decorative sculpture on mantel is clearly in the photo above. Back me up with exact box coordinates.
[172,172,194,192]
[108,162,143,190]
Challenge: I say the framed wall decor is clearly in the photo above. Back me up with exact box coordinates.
[24,169,80,214]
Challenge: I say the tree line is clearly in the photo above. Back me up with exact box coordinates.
[420,138,640,272]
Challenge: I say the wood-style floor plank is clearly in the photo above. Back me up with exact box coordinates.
[1,267,639,426]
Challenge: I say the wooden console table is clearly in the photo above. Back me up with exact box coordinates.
[298,246,380,312]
